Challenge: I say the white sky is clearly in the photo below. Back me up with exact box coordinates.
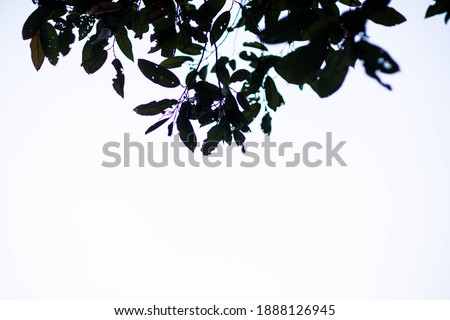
[0,1,449,299]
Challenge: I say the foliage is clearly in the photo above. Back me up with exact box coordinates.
[22,0,446,154]
[426,0,450,23]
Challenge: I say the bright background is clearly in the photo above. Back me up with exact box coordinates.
[1,1,449,299]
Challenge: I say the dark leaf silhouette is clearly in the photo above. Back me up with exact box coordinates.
[261,113,272,135]
[145,118,170,135]
[177,102,197,152]
[116,27,134,62]
[210,11,231,44]
[311,50,351,98]
[202,123,226,155]
[138,59,180,88]
[275,42,327,85]
[230,69,251,83]
[160,56,194,69]
[264,76,284,111]
[81,41,107,74]
[112,59,125,98]
[23,6,56,40]
[134,99,178,116]
[30,33,45,70]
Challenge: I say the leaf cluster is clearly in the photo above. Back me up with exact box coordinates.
[22,0,440,154]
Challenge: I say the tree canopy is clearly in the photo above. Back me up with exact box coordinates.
[23,0,449,154]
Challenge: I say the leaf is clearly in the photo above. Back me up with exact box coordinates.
[236,92,251,110]
[134,99,178,116]
[178,43,204,55]
[425,0,448,18]
[160,27,178,58]
[77,15,96,41]
[112,59,125,98]
[264,76,284,111]
[145,117,170,135]
[22,6,55,40]
[312,50,351,98]
[243,103,261,124]
[354,40,400,90]
[260,10,312,44]
[168,122,174,136]
[199,65,208,80]
[213,56,231,84]
[177,22,193,47]
[261,112,272,135]
[185,70,197,88]
[366,7,407,26]
[58,28,75,56]
[203,0,226,20]
[201,123,226,155]
[160,56,194,69]
[39,23,59,66]
[115,27,134,61]
[320,0,340,15]
[300,15,336,41]
[30,33,45,71]
[230,69,251,83]
[362,0,391,10]
[177,102,197,152]
[233,130,246,146]
[188,24,208,43]
[338,0,362,7]
[81,41,107,74]
[210,11,231,44]
[131,10,150,39]
[224,130,233,145]
[198,110,216,126]
[239,51,258,61]
[224,94,243,128]
[275,41,327,85]
[89,2,122,15]
[195,81,222,101]
[341,9,368,34]
[243,41,268,51]
[138,59,180,88]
